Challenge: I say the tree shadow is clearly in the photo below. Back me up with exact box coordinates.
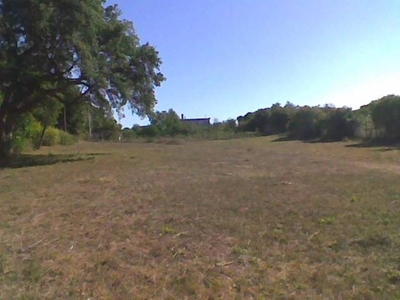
[377,147,400,152]
[271,135,296,142]
[345,139,400,151]
[271,135,339,144]
[304,139,340,144]
[83,152,111,156]
[272,134,400,151]
[0,153,95,170]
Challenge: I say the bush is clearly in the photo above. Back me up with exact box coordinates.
[122,129,137,141]
[42,127,79,146]
[42,127,61,146]
[11,135,33,154]
[139,126,159,138]
[59,131,78,145]
[12,114,43,153]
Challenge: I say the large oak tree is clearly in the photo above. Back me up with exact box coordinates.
[0,0,165,158]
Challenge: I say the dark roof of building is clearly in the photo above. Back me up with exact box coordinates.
[181,118,210,122]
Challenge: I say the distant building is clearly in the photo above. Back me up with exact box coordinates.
[180,114,211,126]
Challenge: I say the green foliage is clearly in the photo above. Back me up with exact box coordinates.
[318,216,336,225]
[370,95,400,141]
[162,225,177,235]
[237,110,270,134]
[9,107,79,151]
[137,126,159,138]
[11,135,32,154]
[36,126,77,147]
[124,109,252,141]
[238,103,359,141]
[219,119,237,132]
[0,0,165,158]
[34,99,64,129]
[150,109,185,136]
[42,127,62,146]
[57,91,91,135]
[354,105,376,139]
[269,104,290,133]
[128,95,400,143]
[12,114,43,153]
[59,131,79,146]
[238,104,290,135]
[287,107,323,140]
[320,107,358,141]
[33,98,64,148]
[121,127,137,141]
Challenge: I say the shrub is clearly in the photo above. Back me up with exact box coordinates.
[59,131,78,145]
[139,126,159,138]
[11,135,33,154]
[12,114,43,153]
[121,129,137,141]
[42,127,61,146]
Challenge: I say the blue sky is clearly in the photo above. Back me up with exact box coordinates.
[109,0,400,128]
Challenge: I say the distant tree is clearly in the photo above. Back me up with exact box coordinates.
[91,106,121,140]
[58,101,90,136]
[131,124,142,137]
[121,127,136,140]
[222,119,237,132]
[237,116,244,126]
[234,96,400,142]
[238,110,270,134]
[55,86,91,135]
[320,107,358,141]
[139,125,159,138]
[287,107,323,140]
[370,95,400,141]
[284,101,297,111]
[0,0,165,158]
[150,109,183,136]
[269,103,289,133]
[353,104,376,139]
[282,102,298,118]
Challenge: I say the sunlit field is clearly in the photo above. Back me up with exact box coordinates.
[1,137,400,299]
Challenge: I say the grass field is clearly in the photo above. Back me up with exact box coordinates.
[1,137,400,299]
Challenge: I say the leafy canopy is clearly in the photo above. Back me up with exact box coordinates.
[0,0,165,119]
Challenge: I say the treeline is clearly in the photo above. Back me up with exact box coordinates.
[237,95,400,142]
[7,93,400,152]
[121,94,400,143]
[237,102,356,141]
[121,109,247,141]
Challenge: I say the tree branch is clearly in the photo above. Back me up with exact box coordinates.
[62,60,79,76]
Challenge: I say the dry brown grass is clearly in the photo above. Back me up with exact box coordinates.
[1,137,400,299]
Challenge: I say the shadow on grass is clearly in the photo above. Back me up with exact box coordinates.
[272,135,400,151]
[271,135,339,144]
[0,153,95,169]
[83,152,111,156]
[345,140,400,151]
[271,136,295,142]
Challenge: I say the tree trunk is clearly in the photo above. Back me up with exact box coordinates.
[37,125,48,150]
[0,115,16,162]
